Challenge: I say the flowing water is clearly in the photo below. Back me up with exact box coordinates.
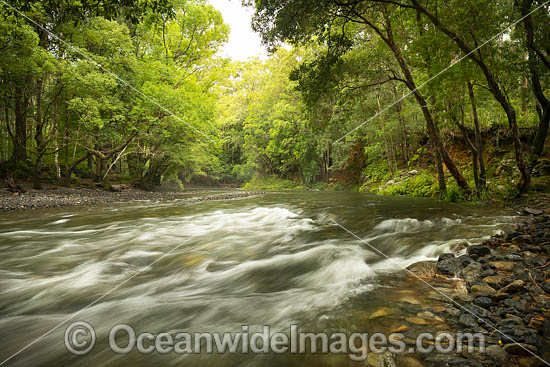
[0,192,518,366]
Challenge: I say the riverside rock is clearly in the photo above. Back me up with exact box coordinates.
[467,245,491,258]
[482,275,505,289]
[470,284,496,295]
[473,296,493,309]
[489,261,516,272]
[541,281,550,294]
[458,314,479,328]
[503,343,538,356]
[437,258,458,276]
[498,280,525,294]
[402,201,550,366]
[524,208,544,216]
[485,345,509,364]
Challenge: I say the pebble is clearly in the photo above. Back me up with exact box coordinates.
[473,296,493,309]
[0,188,266,212]
[498,280,525,294]
[471,284,496,295]
[402,206,550,366]
[503,343,538,356]
[488,261,516,272]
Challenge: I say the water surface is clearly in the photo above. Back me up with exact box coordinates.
[0,192,516,366]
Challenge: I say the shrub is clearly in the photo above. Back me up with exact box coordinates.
[378,171,438,198]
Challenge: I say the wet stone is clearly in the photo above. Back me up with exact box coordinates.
[471,284,497,295]
[437,258,458,276]
[458,314,479,328]
[541,281,550,294]
[498,280,526,294]
[483,275,505,289]
[473,296,493,309]
[485,345,509,364]
[489,261,516,272]
[524,208,544,216]
[467,245,491,258]
[503,343,538,356]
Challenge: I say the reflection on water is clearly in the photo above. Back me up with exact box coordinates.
[0,192,516,366]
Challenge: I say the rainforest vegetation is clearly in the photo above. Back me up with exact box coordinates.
[1,0,549,201]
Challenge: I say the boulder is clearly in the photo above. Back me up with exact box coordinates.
[467,245,491,258]
[489,261,516,272]
[470,284,496,295]
[460,262,483,282]
[473,296,493,309]
[524,208,544,216]
[437,258,458,276]
[541,280,550,294]
[482,275,506,289]
[503,343,538,356]
[458,314,479,328]
[498,280,525,294]
[512,234,533,245]
[438,253,456,261]
[407,261,436,278]
[485,345,509,364]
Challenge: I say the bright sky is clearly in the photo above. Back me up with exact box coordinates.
[208,0,268,60]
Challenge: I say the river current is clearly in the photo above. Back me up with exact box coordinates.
[0,192,517,366]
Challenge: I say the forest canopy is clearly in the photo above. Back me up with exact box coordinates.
[1,0,549,200]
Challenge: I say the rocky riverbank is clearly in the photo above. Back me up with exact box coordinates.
[401,200,550,367]
[0,186,266,212]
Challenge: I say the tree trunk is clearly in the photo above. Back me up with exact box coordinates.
[372,9,470,193]
[450,101,480,197]
[53,93,61,179]
[377,92,394,177]
[394,85,409,162]
[33,78,44,189]
[532,106,550,157]
[4,100,12,161]
[412,0,530,193]
[64,104,70,180]
[65,152,90,186]
[468,82,486,192]
[435,149,447,197]
[13,86,27,163]
[518,0,550,159]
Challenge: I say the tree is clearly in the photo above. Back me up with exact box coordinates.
[249,0,471,193]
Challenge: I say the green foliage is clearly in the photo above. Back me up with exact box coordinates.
[363,160,391,184]
[443,185,467,203]
[378,171,439,198]
[242,176,308,191]
[1,0,549,199]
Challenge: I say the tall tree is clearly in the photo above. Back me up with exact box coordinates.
[250,0,471,193]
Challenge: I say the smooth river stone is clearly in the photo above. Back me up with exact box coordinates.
[470,284,496,294]
[498,280,525,294]
[399,356,424,367]
[417,311,443,322]
[405,317,430,325]
[489,261,516,272]
[503,343,538,356]
[368,307,395,319]
[483,275,506,288]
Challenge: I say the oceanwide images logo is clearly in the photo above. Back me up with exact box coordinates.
[65,322,485,361]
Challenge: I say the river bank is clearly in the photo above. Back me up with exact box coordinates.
[399,195,550,367]
[0,186,266,212]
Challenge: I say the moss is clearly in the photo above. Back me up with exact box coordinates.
[377,171,439,198]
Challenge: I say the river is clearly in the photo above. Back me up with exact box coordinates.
[0,192,517,366]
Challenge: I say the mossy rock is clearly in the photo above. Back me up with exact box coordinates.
[532,176,550,192]
[534,159,550,177]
